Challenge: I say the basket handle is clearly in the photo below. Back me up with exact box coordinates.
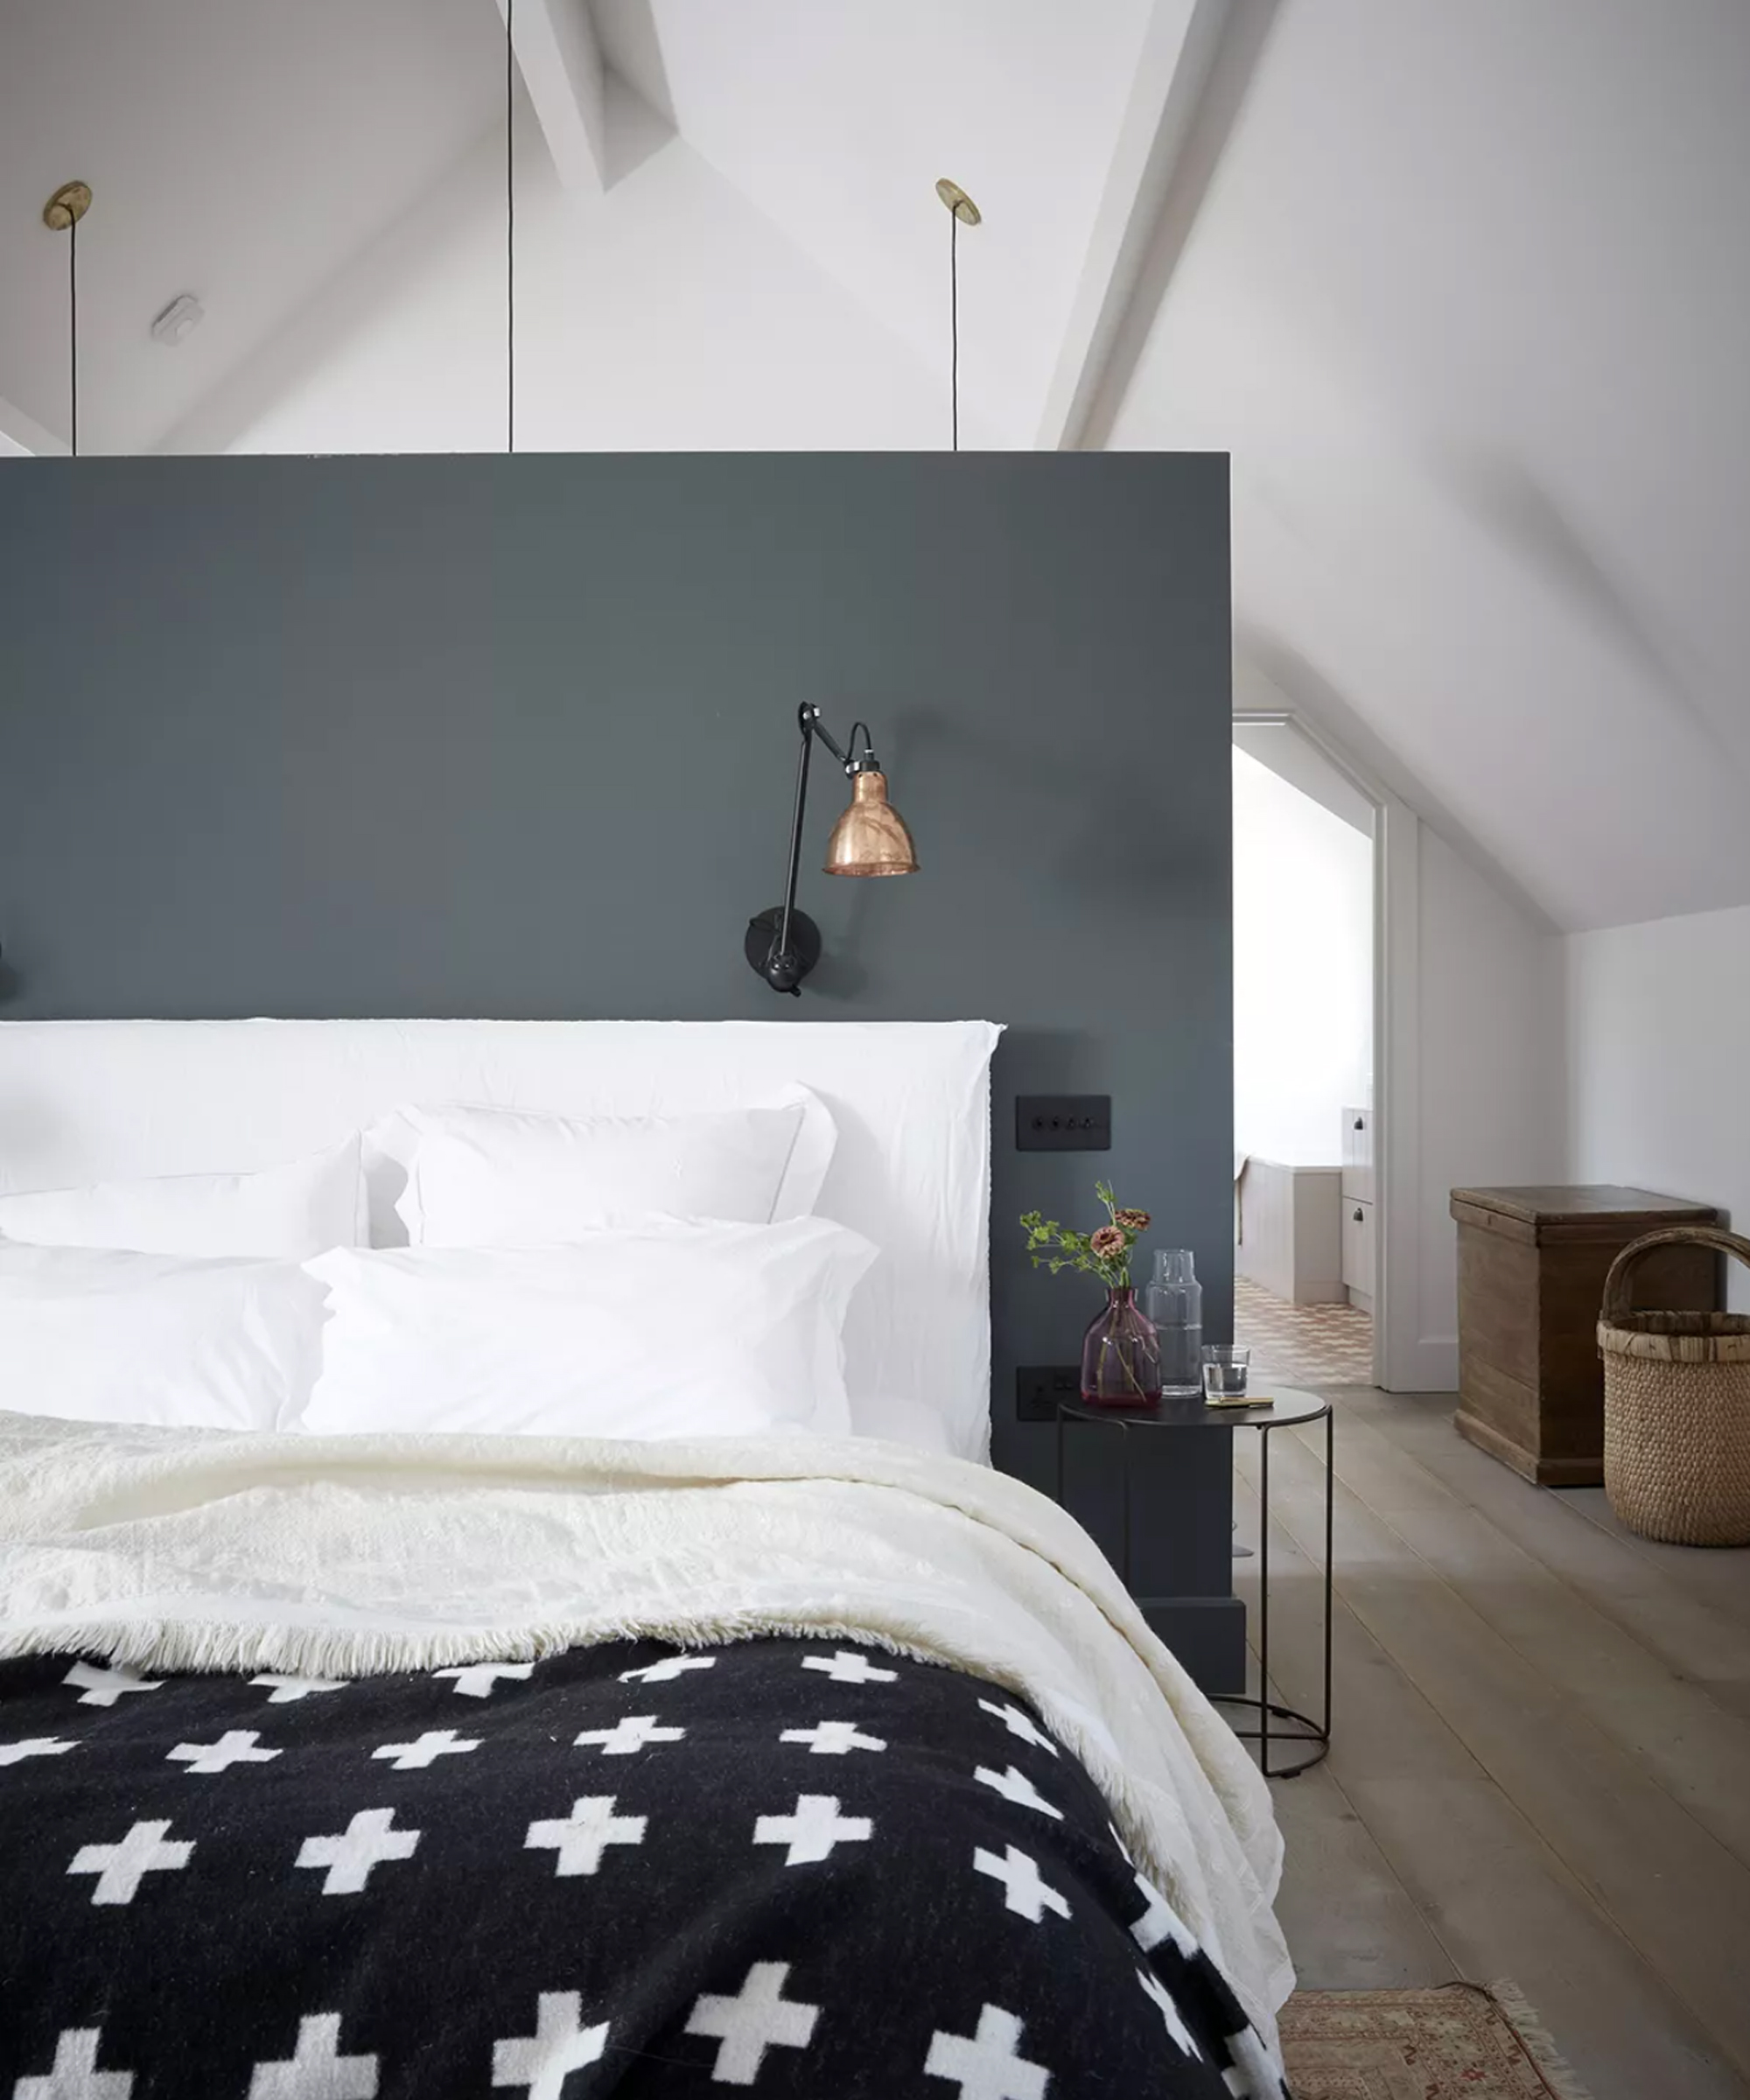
[1600,1224,1750,1323]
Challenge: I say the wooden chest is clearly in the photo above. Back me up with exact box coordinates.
[1450,1186,1724,1486]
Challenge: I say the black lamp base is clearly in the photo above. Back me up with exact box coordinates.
[745,908,822,996]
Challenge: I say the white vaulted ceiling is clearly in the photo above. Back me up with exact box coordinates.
[0,0,1173,456]
[1101,0,1750,932]
[0,0,506,456]
[2,0,1746,933]
[591,0,1169,445]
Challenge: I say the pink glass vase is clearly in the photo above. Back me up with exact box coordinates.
[1080,1286,1163,1409]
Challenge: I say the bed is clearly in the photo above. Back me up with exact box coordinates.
[0,1018,1292,2097]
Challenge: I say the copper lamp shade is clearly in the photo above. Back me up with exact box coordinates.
[823,772,918,878]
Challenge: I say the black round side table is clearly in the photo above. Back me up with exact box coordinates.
[1055,1388,1333,1779]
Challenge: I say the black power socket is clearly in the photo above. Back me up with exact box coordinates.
[1016,1365,1082,1422]
[1015,1095,1111,1151]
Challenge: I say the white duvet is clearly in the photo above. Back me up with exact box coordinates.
[0,1410,1292,2051]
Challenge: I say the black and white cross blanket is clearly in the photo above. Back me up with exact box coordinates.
[0,1636,1288,2098]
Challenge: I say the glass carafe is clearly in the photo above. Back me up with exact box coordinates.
[1144,1249,1203,1397]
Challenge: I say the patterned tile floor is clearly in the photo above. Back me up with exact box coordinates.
[1234,1275,1375,1387]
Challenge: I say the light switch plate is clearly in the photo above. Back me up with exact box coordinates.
[1016,1365,1082,1421]
[1015,1095,1111,1151]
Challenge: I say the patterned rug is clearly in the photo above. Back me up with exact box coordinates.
[1236,1276,1374,1387]
[1280,1982,1593,2098]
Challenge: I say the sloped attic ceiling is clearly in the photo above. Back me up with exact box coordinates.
[4,0,1745,936]
[0,0,1173,458]
[591,0,1174,446]
[1100,0,1750,934]
[0,0,506,457]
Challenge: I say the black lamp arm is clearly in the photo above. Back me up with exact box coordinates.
[806,705,847,769]
[802,708,879,775]
[766,709,883,986]
[771,705,820,986]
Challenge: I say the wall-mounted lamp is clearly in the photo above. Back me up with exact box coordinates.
[745,706,918,995]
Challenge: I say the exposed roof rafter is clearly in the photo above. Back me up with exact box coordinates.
[494,0,610,195]
[1038,0,1280,452]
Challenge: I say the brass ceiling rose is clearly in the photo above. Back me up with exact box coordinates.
[43,181,92,231]
[935,178,981,227]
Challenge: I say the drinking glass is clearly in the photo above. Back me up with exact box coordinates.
[1200,1344,1251,1404]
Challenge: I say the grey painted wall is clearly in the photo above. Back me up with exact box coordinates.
[0,453,1238,1681]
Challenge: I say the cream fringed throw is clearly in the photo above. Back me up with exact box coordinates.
[0,1409,1292,2049]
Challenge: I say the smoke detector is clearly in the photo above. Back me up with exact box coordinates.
[150,294,205,347]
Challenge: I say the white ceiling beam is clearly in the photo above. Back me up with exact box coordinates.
[1033,0,1228,450]
[1036,0,1279,452]
[0,394,66,458]
[494,0,610,195]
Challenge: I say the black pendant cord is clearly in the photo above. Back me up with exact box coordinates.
[506,0,515,453]
[68,210,79,458]
[949,209,959,453]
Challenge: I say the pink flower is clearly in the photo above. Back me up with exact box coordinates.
[1089,1225,1127,1260]
[1113,1208,1151,1232]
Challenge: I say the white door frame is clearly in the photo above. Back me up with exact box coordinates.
[1233,707,1421,1391]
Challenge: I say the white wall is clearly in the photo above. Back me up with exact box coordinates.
[1232,745,1371,1166]
[1567,903,1750,1312]
[162,117,977,458]
[1401,822,1566,1386]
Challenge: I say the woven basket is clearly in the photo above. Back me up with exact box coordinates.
[1598,1226,1750,1547]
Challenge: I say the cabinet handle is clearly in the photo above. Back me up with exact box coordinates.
[1353,1208,1364,1223]
[1353,1117,1365,1130]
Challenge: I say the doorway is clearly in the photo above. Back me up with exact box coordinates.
[1231,717,1380,1390]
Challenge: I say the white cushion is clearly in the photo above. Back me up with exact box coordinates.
[0,1242,324,1431]
[298,1219,877,1441]
[0,1138,365,1258]
[388,1091,834,1246]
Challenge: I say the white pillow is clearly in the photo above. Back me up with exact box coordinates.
[298,1218,876,1441]
[0,1242,325,1431]
[0,1137,365,1257]
[388,1091,835,1246]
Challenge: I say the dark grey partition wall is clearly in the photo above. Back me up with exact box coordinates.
[0,452,1240,1686]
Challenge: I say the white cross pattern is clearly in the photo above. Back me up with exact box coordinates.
[296,1809,420,1894]
[973,1766,1063,1821]
[0,1738,76,1767]
[1136,1969,1200,2060]
[1129,1872,1194,1957]
[525,1796,647,1878]
[780,1720,886,1756]
[62,1662,162,1708]
[68,1821,193,1907]
[371,1728,481,1771]
[573,1714,685,1756]
[972,1844,1071,1924]
[924,2006,1049,2100]
[492,1992,611,2097]
[434,1663,536,1698]
[248,2014,378,2098]
[976,1699,1060,1758]
[752,1793,872,1866]
[169,1730,282,1775]
[14,2026,135,2099]
[618,1654,716,1685]
[252,1675,348,1704]
[684,1962,820,2085]
[800,1649,898,1686]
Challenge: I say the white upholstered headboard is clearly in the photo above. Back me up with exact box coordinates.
[0,1019,999,1459]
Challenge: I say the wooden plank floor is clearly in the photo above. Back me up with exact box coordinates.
[1230,1388,1750,2100]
